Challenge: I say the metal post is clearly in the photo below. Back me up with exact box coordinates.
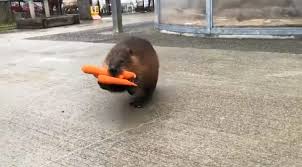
[206,0,213,34]
[111,0,123,33]
[28,0,36,19]
[155,0,160,24]
[43,0,50,17]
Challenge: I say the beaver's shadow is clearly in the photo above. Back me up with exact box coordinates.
[95,88,162,129]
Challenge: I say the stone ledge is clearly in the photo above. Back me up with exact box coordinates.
[16,14,80,29]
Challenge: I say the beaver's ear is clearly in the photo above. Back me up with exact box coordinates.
[126,48,133,55]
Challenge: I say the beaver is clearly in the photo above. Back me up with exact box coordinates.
[99,36,159,108]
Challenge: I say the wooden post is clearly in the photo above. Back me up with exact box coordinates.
[28,0,36,19]
[111,0,123,33]
[43,0,50,17]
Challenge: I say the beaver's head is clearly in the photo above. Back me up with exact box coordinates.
[108,47,133,77]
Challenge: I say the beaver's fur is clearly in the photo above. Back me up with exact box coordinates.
[99,36,159,108]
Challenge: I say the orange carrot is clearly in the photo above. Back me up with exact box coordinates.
[81,65,102,78]
[123,71,136,79]
[98,75,137,87]
[98,67,136,79]
[82,65,136,80]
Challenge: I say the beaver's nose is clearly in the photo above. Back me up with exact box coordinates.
[109,67,118,76]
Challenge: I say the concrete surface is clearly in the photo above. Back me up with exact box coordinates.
[0,13,154,39]
[28,22,302,54]
[0,13,302,167]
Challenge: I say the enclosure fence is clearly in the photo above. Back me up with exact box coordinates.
[154,0,302,37]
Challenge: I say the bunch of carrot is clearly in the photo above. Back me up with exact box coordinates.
[81,65,137,87]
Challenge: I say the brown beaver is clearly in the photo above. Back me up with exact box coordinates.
[99,36,159,108]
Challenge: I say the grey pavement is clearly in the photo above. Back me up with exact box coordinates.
[0,13,302,167]
[28,21,302,54]
[0,13,155,40]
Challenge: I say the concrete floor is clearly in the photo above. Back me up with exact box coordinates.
[0,13,302,167]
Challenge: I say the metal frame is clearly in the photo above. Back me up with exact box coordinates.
[112,0,123,33]
[206,0,212,33]
[155,0,302,37]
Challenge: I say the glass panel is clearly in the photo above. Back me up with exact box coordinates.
[213,0,302,27]
[159,0,206,27]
